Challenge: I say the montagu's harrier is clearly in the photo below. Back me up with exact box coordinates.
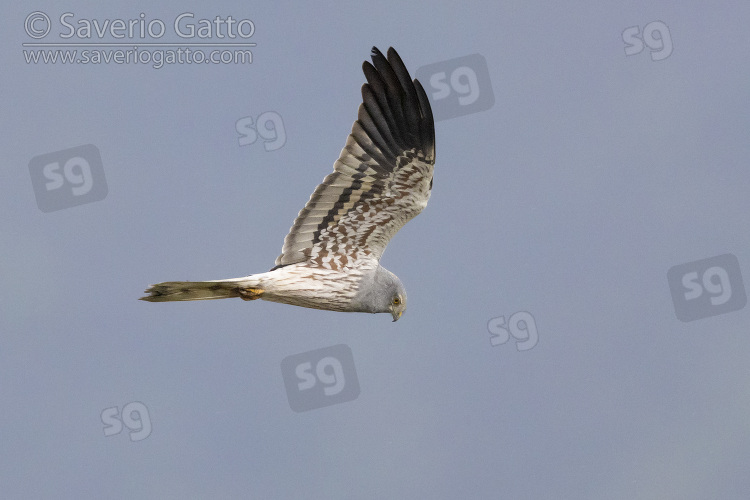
[141,47,435,321]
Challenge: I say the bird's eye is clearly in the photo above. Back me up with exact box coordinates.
[393,297,400,305]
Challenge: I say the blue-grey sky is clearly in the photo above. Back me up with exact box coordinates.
[3,1,750,498]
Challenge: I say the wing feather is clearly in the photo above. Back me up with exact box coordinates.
[272,47,435,271]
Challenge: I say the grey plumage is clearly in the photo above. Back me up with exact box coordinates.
[348,266,407,321]
[141,47,435,322]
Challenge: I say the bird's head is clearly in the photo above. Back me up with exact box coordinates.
[381,267,407,322]
[351,265,407,321]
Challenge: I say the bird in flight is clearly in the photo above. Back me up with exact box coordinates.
[141,47,435,321]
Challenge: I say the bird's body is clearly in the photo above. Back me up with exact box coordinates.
[141,47,435,321]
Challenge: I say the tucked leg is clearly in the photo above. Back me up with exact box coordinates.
[238,287,264,301]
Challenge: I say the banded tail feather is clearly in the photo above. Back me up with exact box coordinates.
[140,277,264,302]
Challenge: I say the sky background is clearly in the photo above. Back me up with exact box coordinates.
[2,1,750,498]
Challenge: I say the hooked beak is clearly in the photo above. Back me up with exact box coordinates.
[391,310,403,322]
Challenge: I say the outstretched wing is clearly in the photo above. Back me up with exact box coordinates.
[273,47,435,271]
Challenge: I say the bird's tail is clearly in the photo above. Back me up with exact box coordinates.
[139,276,264,302]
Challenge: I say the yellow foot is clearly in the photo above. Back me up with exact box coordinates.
[239,287,264,301]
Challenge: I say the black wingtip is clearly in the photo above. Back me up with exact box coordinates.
[357,46,435,165]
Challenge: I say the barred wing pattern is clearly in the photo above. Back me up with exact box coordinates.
[273,47,435,272]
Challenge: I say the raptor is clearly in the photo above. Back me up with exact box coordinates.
[141,47,436,321]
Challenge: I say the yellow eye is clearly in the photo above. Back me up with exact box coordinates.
[393,297,400,305]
